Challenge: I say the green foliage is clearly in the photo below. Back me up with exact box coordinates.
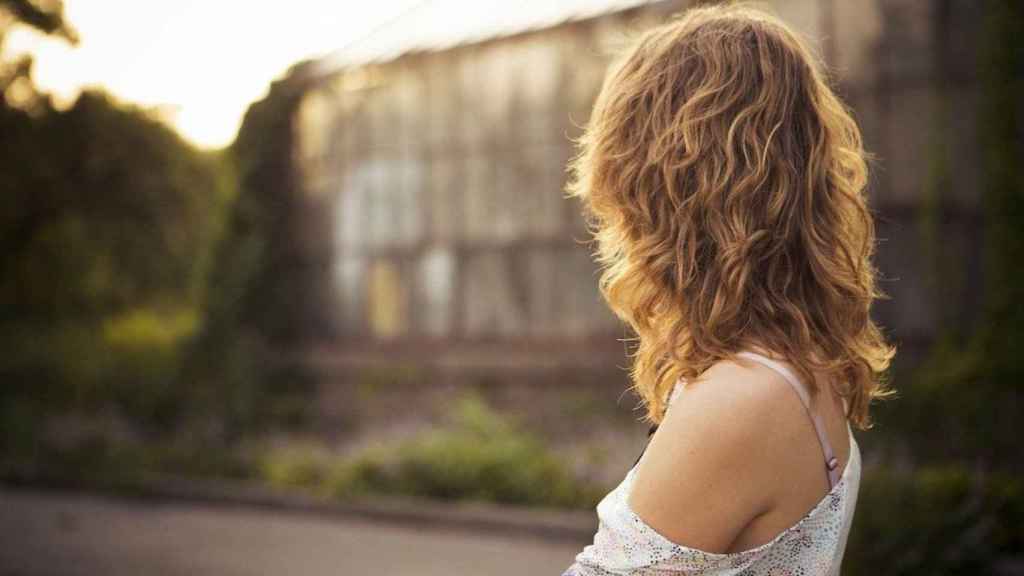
[182,61,324,442]
[0,7,234,484]
[197,60,325,346]
[0,0,75,112]
[0,90,230,319]
[257,393,606,509]
[976,0,1024,385]
[891,0,1024,471]
[861,4,1024,572]
[0,309,200,483]
[847,465,1023,576]
[0,88,228,437]
[0,425,256,491]
[260,443,332,490]
[331,393,605,508]
[0,0,77,43]
[387,394,595,506]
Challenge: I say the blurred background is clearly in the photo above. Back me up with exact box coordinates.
[0,0,1020,574]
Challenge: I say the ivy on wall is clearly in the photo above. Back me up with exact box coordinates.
[897,0,1022,472]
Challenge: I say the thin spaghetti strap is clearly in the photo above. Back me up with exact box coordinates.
[735,351,842,490]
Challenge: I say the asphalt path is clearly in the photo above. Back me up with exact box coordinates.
[0,488,587,576]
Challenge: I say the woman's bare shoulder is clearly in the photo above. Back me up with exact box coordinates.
[626,357,807,553]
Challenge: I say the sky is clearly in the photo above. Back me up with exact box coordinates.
[5,0,422,149]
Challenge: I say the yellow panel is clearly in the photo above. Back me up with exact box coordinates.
[367,259,407,338]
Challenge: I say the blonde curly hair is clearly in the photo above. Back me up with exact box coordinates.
[567,3,897,430]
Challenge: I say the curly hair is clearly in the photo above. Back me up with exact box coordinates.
[567,3,897,430]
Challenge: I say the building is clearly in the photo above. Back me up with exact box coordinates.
[292,0,986,377]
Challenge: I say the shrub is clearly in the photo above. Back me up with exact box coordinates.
[310,393,607,509]
[846,464,1024,576]
[259,443,332,490]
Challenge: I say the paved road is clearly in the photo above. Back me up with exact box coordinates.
[0,488,587,576]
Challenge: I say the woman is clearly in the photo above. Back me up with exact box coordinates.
[561,4,897,575]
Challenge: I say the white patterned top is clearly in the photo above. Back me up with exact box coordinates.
[563,352,863,575]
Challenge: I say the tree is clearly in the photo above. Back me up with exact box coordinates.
[0,0,75,110]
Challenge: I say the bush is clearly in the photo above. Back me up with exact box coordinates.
[331,393,605,508]
[846,465,1024,576]
[259,443,332,490]
[253,392,606,509]
[100,308,198,429]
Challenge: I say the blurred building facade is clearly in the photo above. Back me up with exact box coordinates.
[293,0,985,373]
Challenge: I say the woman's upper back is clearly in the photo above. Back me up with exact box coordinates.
[563,350,863,575]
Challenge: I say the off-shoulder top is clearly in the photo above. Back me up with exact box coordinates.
[562,350,862,576]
